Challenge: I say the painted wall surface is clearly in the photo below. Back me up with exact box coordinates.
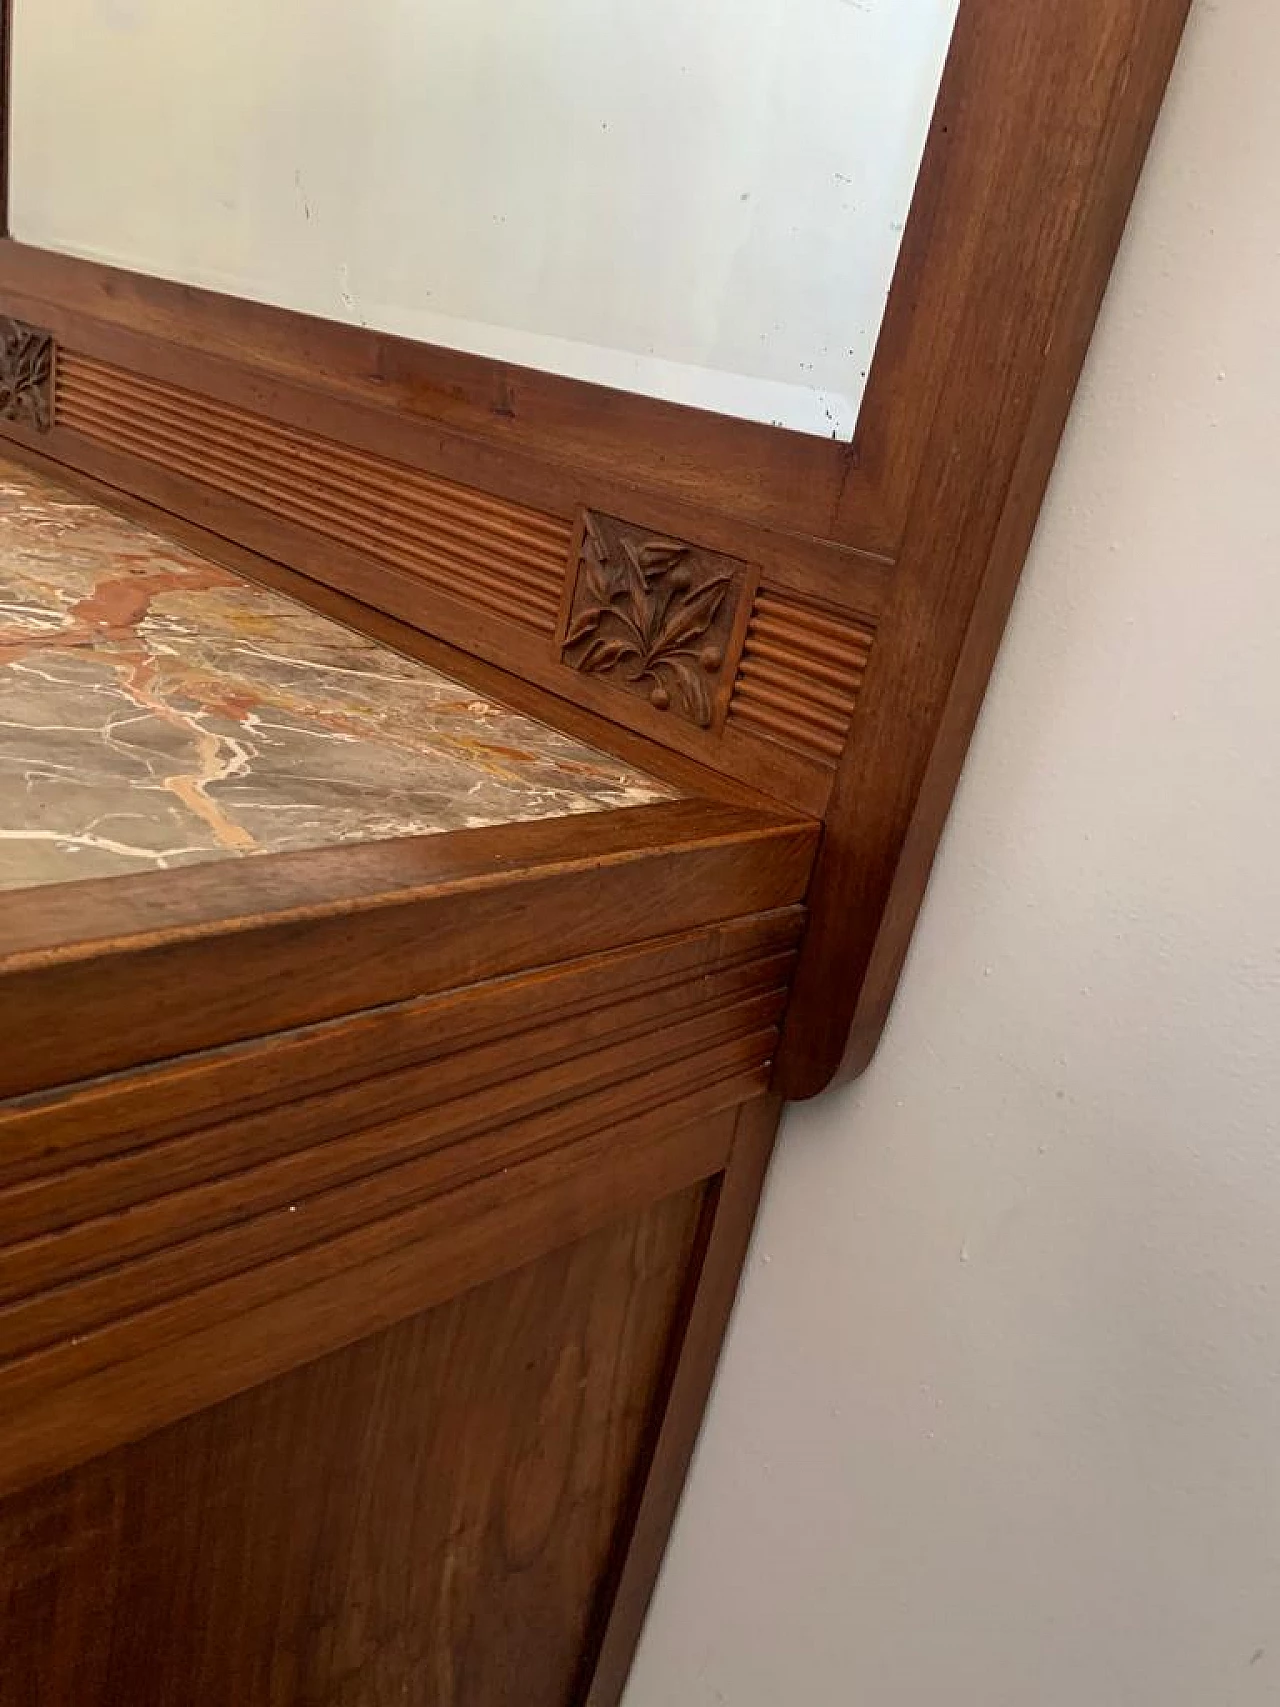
[625,1,1280,1701]
[8,0,956,439]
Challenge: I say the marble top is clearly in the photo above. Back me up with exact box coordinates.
[0,457,672,893]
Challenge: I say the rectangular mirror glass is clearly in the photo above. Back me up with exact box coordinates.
[8,0,958,438]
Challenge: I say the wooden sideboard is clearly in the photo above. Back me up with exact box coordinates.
[0,2,1190,1700]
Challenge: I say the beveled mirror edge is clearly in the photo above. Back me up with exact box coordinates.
[5,1,964,448]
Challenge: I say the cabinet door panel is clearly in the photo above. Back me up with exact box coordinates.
[0,1184,705,1707]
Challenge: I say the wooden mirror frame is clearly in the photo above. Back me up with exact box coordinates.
[0,0,1190,1106]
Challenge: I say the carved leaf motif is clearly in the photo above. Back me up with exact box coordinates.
[580,517,622,612]
[635,539,690,582]
[673,663,713,729]
[654,573,732,656]
[564,605,607,648]
[562,512,746,730]
[619,542,652,635]
[0,320,53,433]
[581,636,642,672]
[584,556,610,607]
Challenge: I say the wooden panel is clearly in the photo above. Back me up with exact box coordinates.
[727,590,875,766]
[0,908,794,1494]
[0,910,799,1186]
[0,799,817,1097]
[558,509,757,733]
[0,1187,705,1707]
[56,350,571,636]
[18,337,868,812]
[0,0,1192,1082]
[0,1024,771,1352]
[30,337,877,812]
[0,930,791,1328]
[0,5,1195,1703]
[0,1093,739,1503]
[0,279,892,604]
[0,432,790,815]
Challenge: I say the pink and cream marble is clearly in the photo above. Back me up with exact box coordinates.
[0,457,673,893]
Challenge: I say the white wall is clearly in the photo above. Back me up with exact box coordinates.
[8,0,956,438]
[624,2,1280,1702]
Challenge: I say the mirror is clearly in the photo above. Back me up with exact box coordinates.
[7,0,958,439]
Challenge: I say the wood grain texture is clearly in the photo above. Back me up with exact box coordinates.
[0,883,798,1495]
[0,1,1191,1081]
[559,511,754,732]
[0,990,781,1355]
[0,1095,740,1503]
[56,350,572,635]
[0,239,853,541]
[779,0,1193,1092]
[0,923,792,1357]
[582,1096,783,1707]
[0,279,890,602]
[0,1188,706,1707]
[0,798,816,1096]
[0,4,1195,1699]
[0,910,798,1188]
[727,590,874,765]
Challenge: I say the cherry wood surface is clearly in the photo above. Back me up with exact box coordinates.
[0,1187,706,1707]
[0,918,800,1496]
[0,799,815,1097]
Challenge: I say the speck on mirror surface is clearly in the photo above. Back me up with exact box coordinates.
[0,457,673,892]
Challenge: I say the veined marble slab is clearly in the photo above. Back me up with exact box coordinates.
[0,457,673,893]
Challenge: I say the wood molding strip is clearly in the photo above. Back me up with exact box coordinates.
[582,1096,783,1707]
[0,431,796,822]
[727,589,875,765]
[0,1022,777,1367]
[56,350,570,635]
[0,1095,742,1500]
[0,944,795,1261]
[0,280,892,599]
[0,910,801,1182]
[0,240,855,542]
[779,0,1194,1091]
[0,800,818,1098]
